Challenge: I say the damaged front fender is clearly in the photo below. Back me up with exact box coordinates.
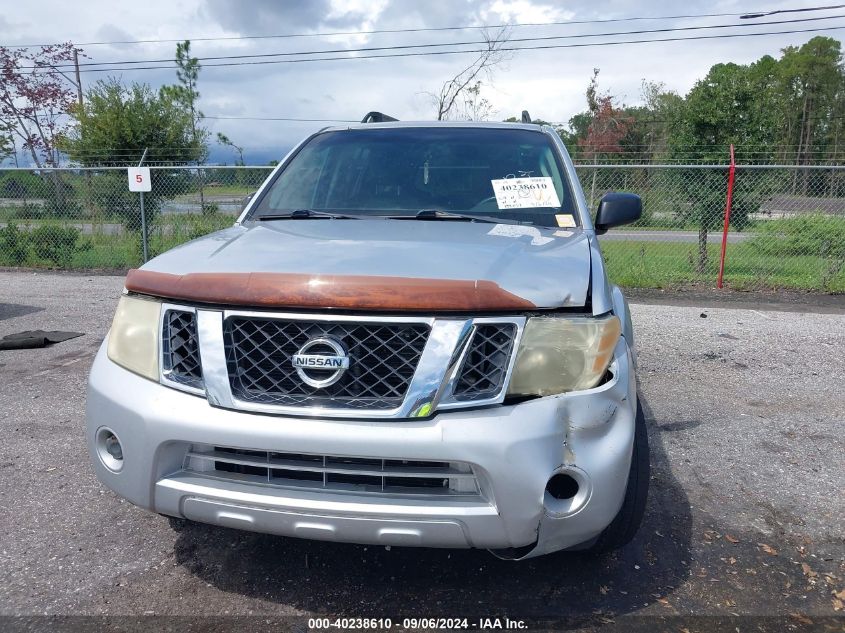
[492,338,637,559]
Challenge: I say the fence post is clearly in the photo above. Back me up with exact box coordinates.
[138,149,149,263]
[717,145,736,289]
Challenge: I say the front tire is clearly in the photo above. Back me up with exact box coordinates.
[588,397,650,552]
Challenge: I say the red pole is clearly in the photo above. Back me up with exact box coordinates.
[717,144,736,289]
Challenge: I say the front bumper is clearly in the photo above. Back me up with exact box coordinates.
[86,338,636,559]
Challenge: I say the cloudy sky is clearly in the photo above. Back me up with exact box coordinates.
[3,0,844,163]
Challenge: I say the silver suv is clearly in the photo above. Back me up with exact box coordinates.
[87,117,648,559]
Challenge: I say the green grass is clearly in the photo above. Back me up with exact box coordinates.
[602,241,845,292]
[1,214,238,270]
[77,214,238,268]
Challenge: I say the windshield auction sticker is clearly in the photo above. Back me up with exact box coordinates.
[491,177,561,209]
[555,214,576,227]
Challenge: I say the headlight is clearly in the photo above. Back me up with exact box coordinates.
[507,314,621,397]
[107,294,161,380]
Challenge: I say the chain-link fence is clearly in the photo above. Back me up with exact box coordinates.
[576,164,845,292]
[1,164,843,291]
[0,166,271,270]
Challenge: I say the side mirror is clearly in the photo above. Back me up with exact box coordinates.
[594,192,642,234]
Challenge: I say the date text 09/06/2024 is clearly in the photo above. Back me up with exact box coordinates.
[308,617,528,630]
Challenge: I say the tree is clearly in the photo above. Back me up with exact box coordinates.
[0,124,13,164]
[217,132,245,165]
[668,62,778,271]
[431,27,511,120]
[577,69,634,161]
[562,70,636,211]
[558,111,592,156]
[62,78,204,165]
[160,41,209,204]
[0,43,81,214]
[60,78,204,229]
[457,81,495,121]
[775,37,843,191]
[632,80,683,162]
[0,43,79,167]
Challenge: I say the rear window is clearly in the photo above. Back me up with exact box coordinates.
[250,127,577,227]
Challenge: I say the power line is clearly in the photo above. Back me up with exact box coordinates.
[0,9,796,49]
[30,14,845,70]
[50,24,845,74]
[7,4,844,49]
[741,3,845,18]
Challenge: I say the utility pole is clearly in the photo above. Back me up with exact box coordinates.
[72,48,92,219]
[73,50,83,107]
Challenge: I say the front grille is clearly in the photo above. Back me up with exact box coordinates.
[224,317,429,410]
[162,310,203,388]
[184,446,480,497]
[453,324,516,400]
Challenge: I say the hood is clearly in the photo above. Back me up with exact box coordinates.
[141,219,591,309]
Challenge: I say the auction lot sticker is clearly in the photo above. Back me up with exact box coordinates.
[491,177,561,209]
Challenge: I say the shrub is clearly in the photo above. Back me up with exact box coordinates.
[749,214,845,259]
[30,224,83,268]
[201,201,220,216]
[90,171,163,230]
[0,172,50,199]
[0,224,31,266]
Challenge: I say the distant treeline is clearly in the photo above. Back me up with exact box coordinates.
[510,37,845,165]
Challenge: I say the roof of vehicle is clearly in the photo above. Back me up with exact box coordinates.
[321,120,549,133]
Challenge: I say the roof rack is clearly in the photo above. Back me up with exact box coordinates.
[521,110,532,124]
[361,111,399,123]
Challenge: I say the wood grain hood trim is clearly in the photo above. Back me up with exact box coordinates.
[124,269,536,312]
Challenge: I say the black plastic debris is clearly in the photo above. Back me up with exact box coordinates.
[0,330,84,350]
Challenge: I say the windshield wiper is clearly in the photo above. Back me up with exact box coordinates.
[256,208,530,225]
[389,209,529,225]
[255,209,367,221]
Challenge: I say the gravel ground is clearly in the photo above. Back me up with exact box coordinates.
[0,272,843,629]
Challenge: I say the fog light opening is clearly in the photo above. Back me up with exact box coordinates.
[105,433,123,460]
[546,473,579,500]
[96,427,124,472]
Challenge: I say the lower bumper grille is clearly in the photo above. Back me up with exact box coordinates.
[184,445,480,498]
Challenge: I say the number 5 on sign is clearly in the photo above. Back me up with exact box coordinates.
[127,167,152,192]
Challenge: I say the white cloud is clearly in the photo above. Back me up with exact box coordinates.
[0,0,839,163]
[482,0,574,24]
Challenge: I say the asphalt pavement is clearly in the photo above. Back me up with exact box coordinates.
[0,272,843,630]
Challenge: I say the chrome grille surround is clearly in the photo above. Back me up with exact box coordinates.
[453,323,517,401]
[224,317,430,410]
[158,304,525,418]
[160,305,205,395]
[183,444,481,498]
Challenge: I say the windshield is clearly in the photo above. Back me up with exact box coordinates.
[250,127,578,227]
